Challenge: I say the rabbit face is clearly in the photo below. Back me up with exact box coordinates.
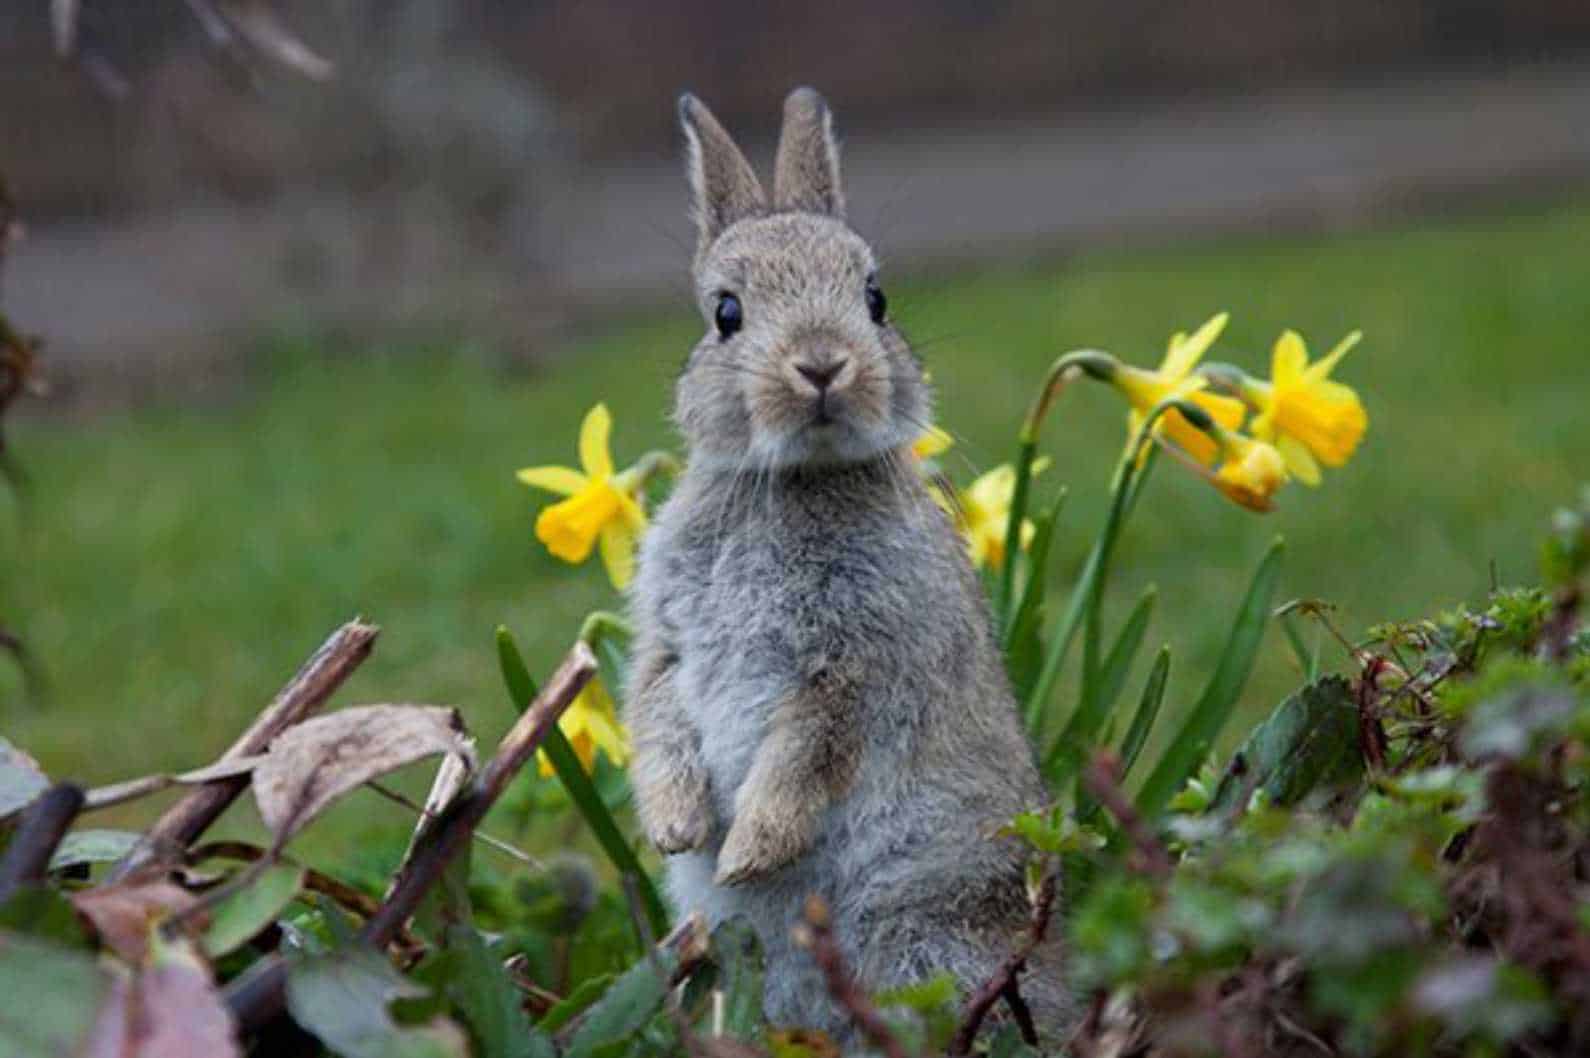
[671,88,930,470]
[676,212,929,469]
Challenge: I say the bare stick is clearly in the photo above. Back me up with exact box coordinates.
[108,620,379,882]
[792,896,908,1058]
[0,783,84,900]
[950,862,1059,1054]
[224,641,597,1035]
[1082,751,1173,879]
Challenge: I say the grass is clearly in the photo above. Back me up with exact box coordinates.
[4,199,1589,863]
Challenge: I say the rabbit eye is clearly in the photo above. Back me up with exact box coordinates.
[865,275,887,325]
[714,292,743,339]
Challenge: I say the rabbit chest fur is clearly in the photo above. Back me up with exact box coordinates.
[624,86,1072,1039]
[636,461,1061,1031]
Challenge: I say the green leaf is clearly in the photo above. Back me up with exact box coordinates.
[1118,647,1171,779]
[47,829,142,873]
[1025,447,1158,740]
[1210,675,1361,813]
[536,973,613,1034]
[0,888,90,947]
[495,627,667,939]
[201,863,305,958]
[1136,538,1284,816]
[710,920,765,1042]
[564,939,693,1058]
[0,929,109,1058]
[1044,585,1157,785]
[439,925,556,1058]
[1003,486,1067,703]
[1279,611,1320,682]
[286,944,468,1058]
[995,439,1041,625]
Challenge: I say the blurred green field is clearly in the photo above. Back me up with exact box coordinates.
[4,200,1588,864]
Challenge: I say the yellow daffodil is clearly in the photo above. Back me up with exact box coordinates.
[958,458,1050,569]
[536,676,630,777]
[1210,430,1289,513]
[1112,312,1247,466]
[517,403,648,589]
[1243,330,1367,486]
[912,425,954,460]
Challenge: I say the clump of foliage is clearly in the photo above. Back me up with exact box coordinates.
[1057,486,1590,1057]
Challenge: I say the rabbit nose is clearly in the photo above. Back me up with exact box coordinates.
[795,360,846,392]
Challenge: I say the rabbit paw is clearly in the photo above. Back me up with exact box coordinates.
[714,809,808,886]
[640,776,716,855]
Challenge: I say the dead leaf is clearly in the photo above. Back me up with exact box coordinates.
[81,941,241,1058]
[82,755,264,812]
[72,882,202,964]
[253,705,474,845]
[0,736,49,820]
[218,0,335,80]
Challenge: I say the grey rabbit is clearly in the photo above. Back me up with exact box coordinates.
[625,86,1073,1042]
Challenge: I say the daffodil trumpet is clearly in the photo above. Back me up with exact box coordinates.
[1155,421,1289,513]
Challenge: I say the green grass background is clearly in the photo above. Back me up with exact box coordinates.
[4,200,1588,863]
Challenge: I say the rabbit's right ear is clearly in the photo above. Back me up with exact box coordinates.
[679,93,766,258]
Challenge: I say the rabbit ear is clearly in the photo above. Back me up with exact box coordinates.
[773,86,844,218]
[679,93,766,254]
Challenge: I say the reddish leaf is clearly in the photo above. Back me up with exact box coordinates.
[72,883,200,963]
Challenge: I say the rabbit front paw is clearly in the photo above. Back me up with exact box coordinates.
[714,806,811,886]
[639,775,716,855]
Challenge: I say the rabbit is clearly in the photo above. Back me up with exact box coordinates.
[625,86,1073,1042]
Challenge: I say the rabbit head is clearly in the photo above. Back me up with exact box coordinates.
[673,87,931,470]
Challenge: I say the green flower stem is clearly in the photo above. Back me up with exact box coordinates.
[621,450,683,490]
[579,610,633,647]
[494,626,668,939]
[997,349,1118,630]
[1024,399,1203,743]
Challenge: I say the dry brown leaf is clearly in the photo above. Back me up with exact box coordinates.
[253,704,474,845]
[82,755,264,812]
[81,941,242,1058]
[72,882,203,964]
[218,0,335,80]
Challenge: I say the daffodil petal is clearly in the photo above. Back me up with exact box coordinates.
[1271,330,1308,387]
[516,465,588,496]
[1160,311,1230,379]
[1278,436,1322,486]
[965,464,1017,511]
[578,403,615,479]
[598,519,639,590]
[615,488,649,532]
[912,426,954,459]
[1308,330,1363,380]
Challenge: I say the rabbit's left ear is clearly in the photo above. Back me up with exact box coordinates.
[774,86,844,218]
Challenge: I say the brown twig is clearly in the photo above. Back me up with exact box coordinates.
[223,641,597,1035]
[108,620,379,883]
[0,783,84,900]
[1083,751,1174,879]
[792,896,908,1058]
[949,861,1059,1053]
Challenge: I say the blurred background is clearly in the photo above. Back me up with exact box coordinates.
[3,2,1588,853]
